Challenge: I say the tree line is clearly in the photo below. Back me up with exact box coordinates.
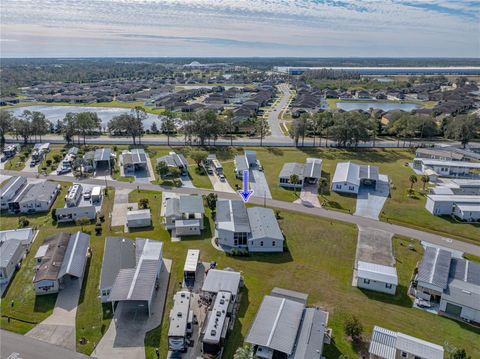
[290,111,479,148]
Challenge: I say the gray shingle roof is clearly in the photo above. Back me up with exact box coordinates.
[417,247,451,290]
[165,197,180,217]
[247,207,283,242]
[100,237,136,290]
[279,162,305,179]
[0,176,27,202]
[17,181,59,205]
[291,307,328,359]
[234,155,249,172]
[34,233,70,282]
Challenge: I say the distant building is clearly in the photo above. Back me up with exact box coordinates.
[215,199,284,253]
[369,325,444,359]
[8,181,60,214]
[34,232,90,295]
[246,287,330,359]
[415,148,464,162]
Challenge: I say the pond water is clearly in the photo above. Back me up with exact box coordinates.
[9,105,163,129]
[336,101,420,112]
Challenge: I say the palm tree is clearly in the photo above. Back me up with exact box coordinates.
[290,173,300,196]
[233,344,255,359]
[318,177,328,196]
[409,174,418,190]
[421,174,429,191]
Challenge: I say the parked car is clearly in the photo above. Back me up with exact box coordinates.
[219,174,226,182]
[415,298,432,308]
[83,189,92,200]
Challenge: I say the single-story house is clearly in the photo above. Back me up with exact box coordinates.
[0,176,27,210]
[415,148,464,162]
[93,148,114,172]
[107,238,163,315]
[215,199,284,253]
[278,158,322,189]
[157,152,188,176]
[164,195,205,237]
[0,228,35,248]
[99,237,136,303]
[8,181,60,214]
[234,150,258,178]
[34,232,90,295]
[121,148,148,173]
[413,158,480,178]
[246,287,330,359]
[357,261,398,295]
[127,209,152,228]
[414,247,480,324]
[31,143,50,163]
[331,161,379,194]
[369,325,444,359]
[55,184,100,223]
[0,238,24,286]
[425,195,480,221]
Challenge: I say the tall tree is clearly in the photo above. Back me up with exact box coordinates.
[190,149,208,168]
[330,112,369,148]
[224,109,235,146]
[409,174,418,190]
[75,112,101,145]
[254,115,270,147]
[13,117,31,144]
[161,111,176,146]
[0,110,13,148]
[445,115,479,148]
[30,111,49,142]
[108,113,144,145]
[290,173,300,196]
[61,112,77,145]
[131,106,147,144]
[421,174,429,191]
[291,113,310,147]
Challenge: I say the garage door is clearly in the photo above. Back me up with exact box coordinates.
[445,302,462,317]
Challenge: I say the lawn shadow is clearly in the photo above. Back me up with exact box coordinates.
[230,250,294,264]
[324,337,346,359]
[33,293,57,314]
[358,284,413,308]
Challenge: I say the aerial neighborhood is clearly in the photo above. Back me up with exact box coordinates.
[0,57,479,359]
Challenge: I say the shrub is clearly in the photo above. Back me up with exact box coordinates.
[344,316,363,341]
[138,198,149,209]
[95,223,102,235]
[99,214,105,222]
[18,217,29,228]
[46,159,52,166]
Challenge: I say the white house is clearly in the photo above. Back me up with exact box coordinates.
[414,247,480,324]
[357,261,398,295]
[0,239,24,286]
[413,158,480,178]
[234,150,258,178]
[278,158,322,189]
[8,181,60,214]
[0,176,27,210]
[215,199,284,253]
[331,161,379,194]
[34,232,90,295]
[55,184,101,223]
[425,195,480,222]
[163,195,205,237]
[127,209,152,228]
[369,326,444,359]
[157,152,188,176]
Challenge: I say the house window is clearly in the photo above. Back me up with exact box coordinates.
[234,232,248,245]
[364,279,370,284]
[336,184,342,189]
[386,283,392,289]
[401,351,408,358]
[349,186,354,191]
[272,241,276,246]
[260,241,263,246]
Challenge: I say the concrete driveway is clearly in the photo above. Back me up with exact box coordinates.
[92,259,171,359]
[294,184,321,208]
[22,156,40,173]
[111,188,131,228]
[26,276,83,351]
[250,169,272,199]
[180,174,195,188]
[354,175,389,220]
[208,172,235,193]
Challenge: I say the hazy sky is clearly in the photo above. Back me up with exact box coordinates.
[1,0,479,58]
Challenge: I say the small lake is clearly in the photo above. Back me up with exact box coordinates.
[336,101,420,112]
[9,105,163,129]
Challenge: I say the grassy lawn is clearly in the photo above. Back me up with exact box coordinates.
[38,145,65,174]
[2,185,479,358]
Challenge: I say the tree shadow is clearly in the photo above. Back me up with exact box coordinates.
[33,293,57,314]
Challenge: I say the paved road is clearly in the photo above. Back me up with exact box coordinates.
[7,134,477,149]
[266,83,291,138]
[1,330,90,359]
[2,168,479,256]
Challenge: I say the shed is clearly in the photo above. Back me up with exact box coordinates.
[357,261,398,295]
[127,209,152,229]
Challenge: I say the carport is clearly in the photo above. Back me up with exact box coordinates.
[359,165,379,189]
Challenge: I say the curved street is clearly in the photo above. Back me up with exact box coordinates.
[2,168,479,256]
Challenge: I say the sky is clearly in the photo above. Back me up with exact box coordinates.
[0,0,479,58]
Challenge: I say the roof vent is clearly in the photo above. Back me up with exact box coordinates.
[216,311,221,317]
[211,329,216,336]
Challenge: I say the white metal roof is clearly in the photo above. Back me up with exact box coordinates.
[357,261,398,285]
[58,232,90,279]
[202,269,241,296]
[427,195,480,203]
[184,249,200,273]
[396,332,444,359]
[34,244,49,259]
[127,209,151,221]
[168,291,192,337]
[415,158,480,169]
[369,326,397,359]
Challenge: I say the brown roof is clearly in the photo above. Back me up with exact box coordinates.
[33,233,70,282]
